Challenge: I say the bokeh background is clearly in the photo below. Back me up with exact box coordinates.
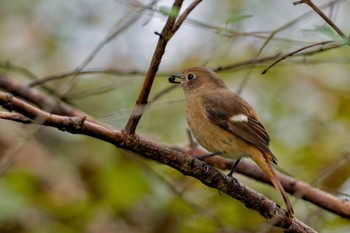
[1,0,350,232]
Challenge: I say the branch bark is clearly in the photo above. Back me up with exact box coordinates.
[1,68,349,221]
[0,92,317,232]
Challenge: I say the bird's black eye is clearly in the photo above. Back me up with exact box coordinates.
[187,73,195,81]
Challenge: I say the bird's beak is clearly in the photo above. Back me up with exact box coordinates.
[168,74,183,84]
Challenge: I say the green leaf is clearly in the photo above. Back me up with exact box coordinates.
[225,14,253,26]
[159,6,180,18]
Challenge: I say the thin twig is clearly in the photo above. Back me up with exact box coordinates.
[28,68,145,87]
[214,54,281,72]
[261,40,337,74]
[0,61,38,80]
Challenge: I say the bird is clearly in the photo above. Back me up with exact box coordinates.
[168,66,293,216]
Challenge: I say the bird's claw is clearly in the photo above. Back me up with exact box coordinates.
[203,163,211,173]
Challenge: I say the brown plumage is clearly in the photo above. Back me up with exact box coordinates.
[169,66,293,216]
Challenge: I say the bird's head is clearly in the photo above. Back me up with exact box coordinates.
[169,67,227,95]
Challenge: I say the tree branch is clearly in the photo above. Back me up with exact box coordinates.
[0,91,318,232]
[1,72,349,219]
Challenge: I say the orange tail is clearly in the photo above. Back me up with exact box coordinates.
[251,151,294,216]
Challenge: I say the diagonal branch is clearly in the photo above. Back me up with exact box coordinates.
[1,74,349,219]
[124,0,202,135]
[0,92,316,232]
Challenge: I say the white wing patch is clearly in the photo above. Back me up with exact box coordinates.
[230,114,248,122]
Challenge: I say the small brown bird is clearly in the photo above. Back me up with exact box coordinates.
[169,67,293,216]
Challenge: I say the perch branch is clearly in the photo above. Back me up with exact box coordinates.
[0,92,317,232]
[2,73,348,219]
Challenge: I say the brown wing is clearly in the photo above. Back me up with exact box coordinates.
[201,91,277,163]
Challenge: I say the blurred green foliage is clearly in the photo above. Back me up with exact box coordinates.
[1,0,350,232]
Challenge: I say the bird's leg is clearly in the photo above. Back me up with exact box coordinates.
[194,152,222,174]
[194,151,222,160]
[227,158,241,177]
